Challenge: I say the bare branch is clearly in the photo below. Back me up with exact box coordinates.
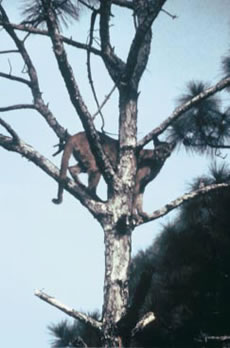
[99,0,125,84]
[0,104,36,112]
[0,71,32,86]
[92,84,117,120]
[124,0,166,87]
[112,0,134,9]
[135,181,230,226]
[35,290,102,332]
[161,8,178,20]
[0,133,107,217]
[0,118,19,141]
[138,76,230,149]
[0,20,102,56]
[0,6,68,139]
[0,49,19,54]
[0,5,41,100]
[78,0,98,11]
[87,9,106,129]
[43,1,116,187]
[131,312,156,336]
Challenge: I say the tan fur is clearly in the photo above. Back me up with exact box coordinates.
[52,132,118,204]
[53,132,173,216]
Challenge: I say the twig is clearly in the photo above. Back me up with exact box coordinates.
[0,72,31,86]
[0,104,36,112]
[87,9,105,130]
[0,49,19,54]
[92,84,117,119]
[35,290,102,331]
[161,8,177,20]
[78,0,98,11]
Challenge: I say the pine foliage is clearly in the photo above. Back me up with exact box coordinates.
[168,81,230,153]
[20,0,98,28]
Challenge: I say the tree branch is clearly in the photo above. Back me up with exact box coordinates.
[0,133,107,218]
[0,71,32,86]
[42,1,116,187]
[0,49,19,54]
[87,9,106,129]
[112,0,134,9]
[99,0,125,84]
[135,181,230,226]
[0,20,102,56]
[0,5,41,99]
[0,5,66,140]
[0,104,36,112]
[124,0,166,87]
[92,84,117,120]
[138,76,230,149]
[35,290,102,332]
[131,312,155,336]
[0,118,20,141]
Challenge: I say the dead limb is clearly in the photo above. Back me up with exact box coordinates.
[131,312,156,337]
[35,290,102,332]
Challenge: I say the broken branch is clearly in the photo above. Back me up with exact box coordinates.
[35,290,102,332]
[132,312,155,336]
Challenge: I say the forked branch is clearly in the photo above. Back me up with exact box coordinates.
[99,0,125,84]
[124,0,166,86]
[35,290,102,332]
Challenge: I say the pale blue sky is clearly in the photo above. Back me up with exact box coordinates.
[1,1,230,347]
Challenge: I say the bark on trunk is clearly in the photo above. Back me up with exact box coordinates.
[102,222,132,347]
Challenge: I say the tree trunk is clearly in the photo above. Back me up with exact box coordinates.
[99,88,138,347]
[101,222,133,347]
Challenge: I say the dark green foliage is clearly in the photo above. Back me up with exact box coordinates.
[48,311,101,347]
[168,81,230,153]
[131,165,230,346]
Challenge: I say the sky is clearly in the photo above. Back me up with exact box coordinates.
[1,0,230,347]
